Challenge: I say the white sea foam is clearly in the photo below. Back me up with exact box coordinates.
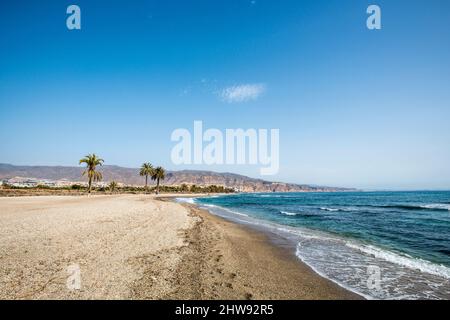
[175,197,196,204]
[294,235,450,299]
[420,204,450,211]
[294,245,374,300]
[319,207,340,212]
[345,242,450,279]
[280,211,299,216]
[203,204,249,217]
[259,194,296,198]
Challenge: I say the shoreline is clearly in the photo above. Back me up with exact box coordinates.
[181,198,369,300]
[167,200,362,299]
[185,193,450,300]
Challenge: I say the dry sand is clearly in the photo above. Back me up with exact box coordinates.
[0,195,360,300]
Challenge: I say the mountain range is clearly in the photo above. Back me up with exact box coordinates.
[0,163,354,192]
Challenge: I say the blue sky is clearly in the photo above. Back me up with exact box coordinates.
[1,0,450,190]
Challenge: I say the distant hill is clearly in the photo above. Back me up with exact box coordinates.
[0,163,355,193]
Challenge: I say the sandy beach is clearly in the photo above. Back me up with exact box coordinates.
[0,195,360,300]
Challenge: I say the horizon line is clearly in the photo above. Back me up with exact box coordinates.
[1,163,450,192]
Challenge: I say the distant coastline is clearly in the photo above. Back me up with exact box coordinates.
[0,163,356,193]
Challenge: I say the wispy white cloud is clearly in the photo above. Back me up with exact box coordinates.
[219,83,266,103]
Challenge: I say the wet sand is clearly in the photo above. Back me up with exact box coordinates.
[0,195,361,299]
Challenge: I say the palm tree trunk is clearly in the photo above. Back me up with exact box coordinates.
[156,178,160,194]
[145,175,148,190]
[88,178,92,193]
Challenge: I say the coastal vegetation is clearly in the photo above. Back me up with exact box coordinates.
[0,183,235,196]
[108,181,118,193]
[0,155,237,196]
[0,154,235,196]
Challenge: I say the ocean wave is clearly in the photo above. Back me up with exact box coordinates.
[348,203,450,211]
[280,208,351,216]
[259,194,297,198]
[281,203,450,212]
[280,211,299,216]
[294,245,374,300]
[420,204,450,211]
[292,224,450,280]
[279,210,318,218]
[319,207,340,212]
[345,242,450,279]
[175,197,196,204]
[294,231,450,299]
[202,204,249,217]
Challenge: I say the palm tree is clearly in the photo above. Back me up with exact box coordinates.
[79,154,104,193]
[139,163,154,191]
[151,166,166,194]
[109,181,118,193]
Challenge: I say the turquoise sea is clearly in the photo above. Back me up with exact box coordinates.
[180,191,450,299]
